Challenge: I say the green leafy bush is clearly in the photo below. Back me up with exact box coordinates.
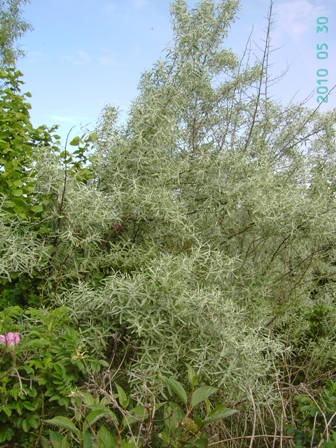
[0,306,107,446]
[0,67,58,218]
[288,381,336,448]
[45,365,237,448]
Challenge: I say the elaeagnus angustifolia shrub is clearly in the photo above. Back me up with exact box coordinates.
[51,0,336,407]
[2,1,336,445]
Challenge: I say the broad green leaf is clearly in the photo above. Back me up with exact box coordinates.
[204,397,211,415]
[187,364,199,388]
[164,402,185,432]
[70,136,81,146]
[2,406,11,417]
[23,400,38,411]
[11,188,23,196]
[82,409,106,434]
[191,386,218,408]
[27,414,39,429]
[184,438,209,448]
[115,383,129,409]
[45,416,79,436]
[30,204,43,212]
[86,132,97,142]
[122,404,148,427]
[49,431,70,448]
[203,404,237,424]
[159,430,170,443]
[13,179,22,187]
[83,432,93,448]
[28,338,50,348]
[22,419,29,432]
[163,377,188,406]
[81,392,97,406]
[15,401,23,415]
[121,442,137,448]
[0,431,8,443]
[194,415,204,427]
[96,426,115,447]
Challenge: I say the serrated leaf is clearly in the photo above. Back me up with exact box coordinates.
[163,377,188,406]
[191,386,218,408]
[45,416,79,436]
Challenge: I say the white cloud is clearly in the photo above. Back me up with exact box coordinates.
[77,50,91,62]
[274,0,325,38]
[106,3,116,12]
[97,48,120,67]
[52,115,78,124]
[63,55,79,65]
[98,56,115,66]
[131,0,147,9]
[64,50,92,66]
[29,51,49,59]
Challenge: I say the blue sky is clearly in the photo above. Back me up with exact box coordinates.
[17,0,336,145]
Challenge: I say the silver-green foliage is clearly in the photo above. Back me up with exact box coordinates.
[3,0,336,408]
[53,0,336,396]
[63,1,336,384]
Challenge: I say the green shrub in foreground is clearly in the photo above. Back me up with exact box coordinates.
[288,380,336,448]
[0,306,107,446]
[0,307,237,447]
[45,365,237,448]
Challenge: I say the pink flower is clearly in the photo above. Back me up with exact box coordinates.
[0,332,20,346]
[113,224,123,232]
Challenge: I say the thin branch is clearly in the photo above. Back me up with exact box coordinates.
[243,0,274,152]
[208,434,294,446]
[249,387,257,448]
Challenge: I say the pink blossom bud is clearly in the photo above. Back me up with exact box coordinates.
[113,224,123,232]
[0,332,20,346]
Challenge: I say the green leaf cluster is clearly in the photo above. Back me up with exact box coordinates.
[0,67,58,218]
[0,306,107,446]
[44,369,236,447]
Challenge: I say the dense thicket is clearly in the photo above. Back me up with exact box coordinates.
[1,0,336,446]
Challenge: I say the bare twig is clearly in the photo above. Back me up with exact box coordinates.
[208,434,294,446]
[249,387,257,448]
